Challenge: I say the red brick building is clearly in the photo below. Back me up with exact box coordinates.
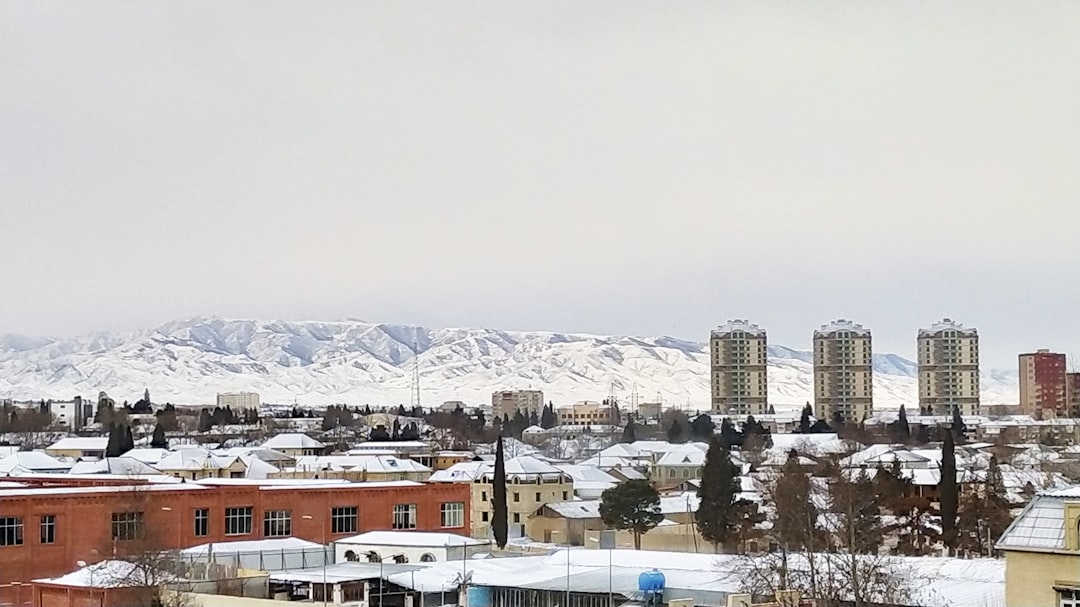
[1019,350,1068,419]
[0,478,470,607]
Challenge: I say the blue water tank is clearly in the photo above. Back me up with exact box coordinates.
[467,586,492,607]
[638,569,666,593]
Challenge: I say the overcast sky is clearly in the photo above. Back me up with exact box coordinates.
[2,2,1079,368]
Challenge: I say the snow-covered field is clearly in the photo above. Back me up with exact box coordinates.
[0,317,1018,408]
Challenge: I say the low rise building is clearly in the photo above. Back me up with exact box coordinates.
[334,530,490,564]
[429,456,572,540]
[0,477,470,607]
[259,433,327,457]
[44,436,109,460]
[556,400,616,426]
[997,486,1080,607]
[491,390,544,418]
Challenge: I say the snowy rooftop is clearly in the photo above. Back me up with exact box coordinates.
[33,560,165,588]
[291,454,431,474]
[429,456,566,483]
[181,537,323,555]
[68,457,163,476]
[919,318,977,337]
[46,437,109,451]
[0,483,206,498]
[337,531,489,548]
[814,319,871,337]
[261,433,325,450]
[711,319,766,337]
[544,492,701,519]
[0,451,73,473]
[996,487,1079,551]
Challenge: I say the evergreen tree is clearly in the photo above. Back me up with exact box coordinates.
[123,425,135,454]
[690,414,716,442]
[957,455,1012,556]
[369,425,391,441]
[105,423,123,457]
[718,418,742,450]
[939,429,958,553]
[798,403,812,434]
[951,406,967,443]
[599,480,663,549]
[767,404,775,415]
[528,410,539,428]
[197,408,212,433]
[610,400,621,426]
[622,419,637,443]
[492,436,508,548]
[391,419,402,440]
[667,418,688,444]
[695,436,743,551]
[540,404,557,430]
[891,404,911,442]
[150,423,167,449]
[510,410,528,439]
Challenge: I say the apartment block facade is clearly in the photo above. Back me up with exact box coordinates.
[1019,350,1068,419]
[813,319,873,423]
[710,319,768,415]
[917,318,980,416]
[491,390,544,418]
[216,391,261,409]
[1067,372,1080,418]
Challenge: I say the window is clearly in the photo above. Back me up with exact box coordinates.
[535,492,541,502]
[225,507,253,536]
[0,517,23,546]
[481,511,489,522]
[513,492,520,503]
[562,491,568,500]
[1058,588,1080,607]
[40,515,55,544]
[264,510,291,537]
[513,513,520,523]
[194,509,209,537]
[441,502,465,528]
[481,491,487,502]
[392,504,417,530]
[420,553,437,562]
[332,507,358,534]
[111,512,144,541]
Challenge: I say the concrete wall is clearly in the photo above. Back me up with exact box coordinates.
[1004,550,1080,607]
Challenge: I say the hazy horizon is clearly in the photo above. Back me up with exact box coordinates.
[3,2,1079,370]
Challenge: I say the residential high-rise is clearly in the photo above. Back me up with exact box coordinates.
[709,319,768,415]
[1018,350,1068,419]
[216,391,260,410]
[1065,372,1080,418]
[917,319,980,416]
[813,319,873,423]
[491,390,544,419]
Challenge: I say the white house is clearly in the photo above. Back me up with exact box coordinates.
[334,531,490,564]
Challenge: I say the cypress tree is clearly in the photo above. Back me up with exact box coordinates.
[105,423,122,457]
[123,425,135,454]
[150,423,167,449]
[940,429,958,553]
[492,435,508,548]
[798,403,812,434]
[695,436,742,552]
[622,419,637,443]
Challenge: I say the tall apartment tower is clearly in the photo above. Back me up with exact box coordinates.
[710,319,768,415]
[917,319,980,416]
[1067,372,1080,418]
[1019,350,1068,419]
[813,319,873,423]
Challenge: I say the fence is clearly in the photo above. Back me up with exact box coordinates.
[173,545,333,574]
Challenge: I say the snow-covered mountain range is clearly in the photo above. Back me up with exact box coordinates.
[0,317,1018,409]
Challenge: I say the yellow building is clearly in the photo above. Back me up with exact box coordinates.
[813,319,873,423]
[997,486,1080,607]
[429,455,573,540]
[918,318,980,416]
[710,319,768,415]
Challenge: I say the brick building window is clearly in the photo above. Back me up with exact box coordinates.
[0,517,23,546]
[332,507,358,534]
[40,515,55,544]
[224,507,253,536]
[263,510,291,537]
[392,504,417,530]
[440,502,464,528]
[111,512,144,541]
[194,509,209,537]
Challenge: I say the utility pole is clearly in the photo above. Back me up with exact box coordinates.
[410,335,421,409]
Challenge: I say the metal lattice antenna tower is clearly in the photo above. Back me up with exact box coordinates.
[410,336,421,408]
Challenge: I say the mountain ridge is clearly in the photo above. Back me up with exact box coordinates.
[0,316,1018,409]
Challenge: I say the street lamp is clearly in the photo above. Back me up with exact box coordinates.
[301,515,327,607]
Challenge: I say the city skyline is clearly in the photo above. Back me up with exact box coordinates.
[2,3,1079,371]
